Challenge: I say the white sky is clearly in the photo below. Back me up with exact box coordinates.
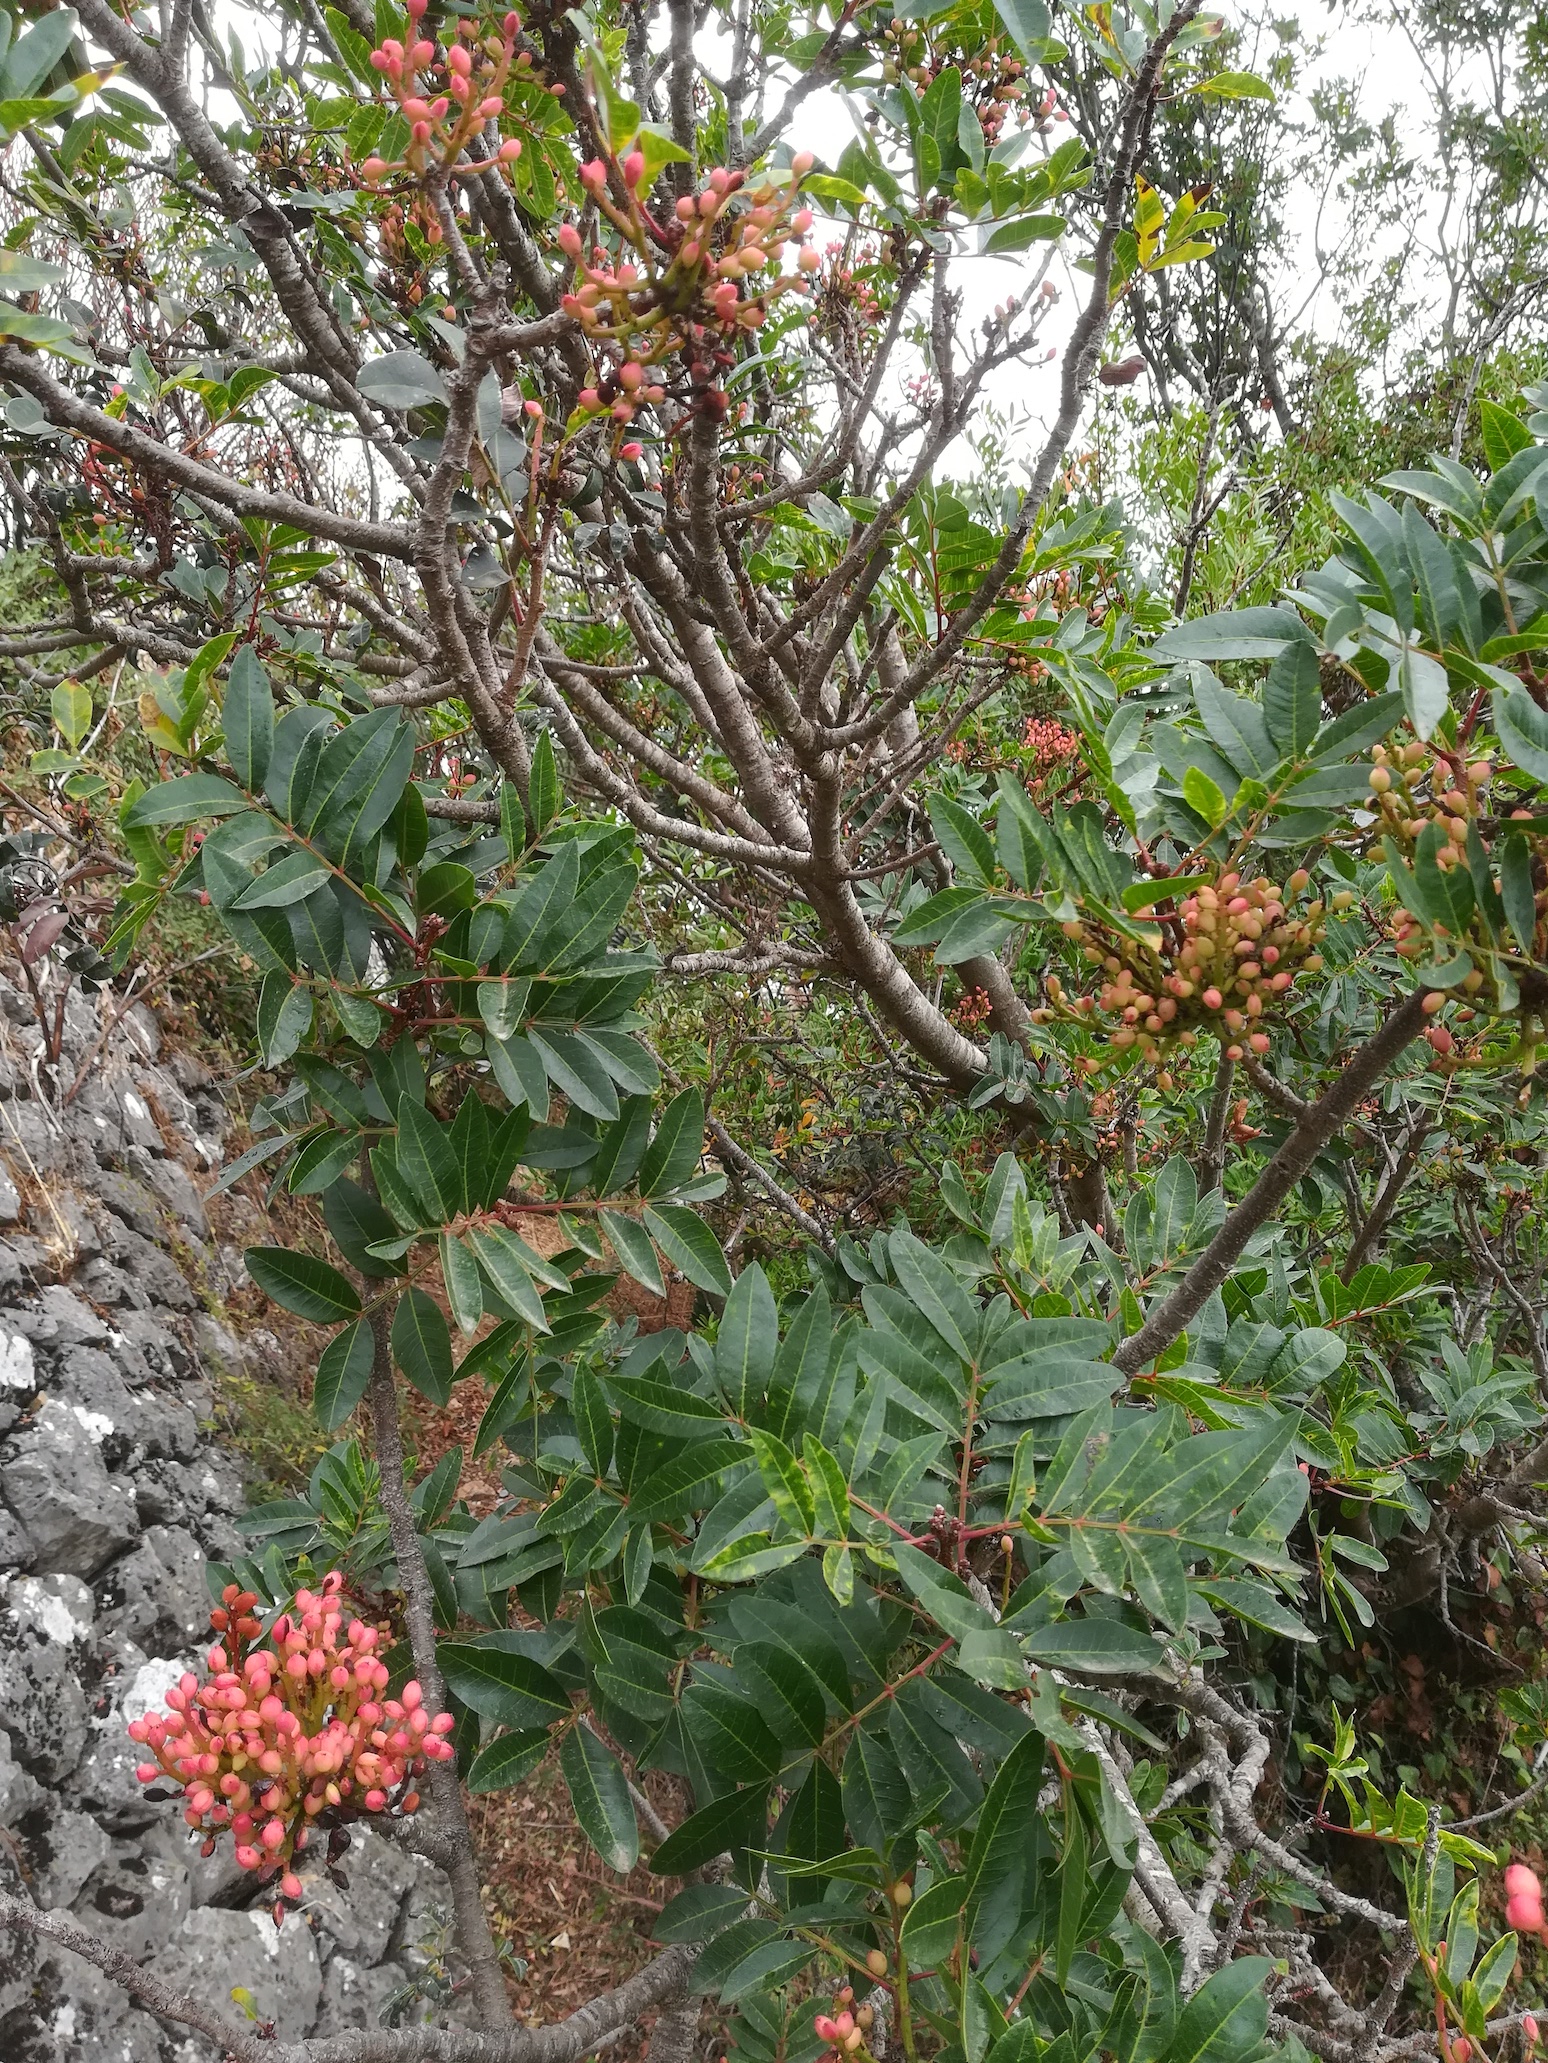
[763,1,1449,472]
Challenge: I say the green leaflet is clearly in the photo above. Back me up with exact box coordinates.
[717,1263,777,1417]
[122,773,247,826]
[648,1785,771,1875]
[440,1642,572,1727]
[223,644,274,791]
[682,1679,784,1781]
[747,1429,815,1534]
[245,1247,360,1323]
[642,1205,732,1295]
[889,1227,979,1362]
[638,1086,704,1196]
[600,1210,664,1295]
[468,1729,551,1794]
[312,1319,373,1430]
[395,1100,462,1222]
[965,1729,1044,1940]
[391,1287,454,1405]
[731,1641,826,1746]
[1157,1957,1272,2063]
[441,1231,484,1333]
[560,1724,639,1872]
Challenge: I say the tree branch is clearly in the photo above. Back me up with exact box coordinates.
[367,1309,512,2030]
[1199,1047,1236,1194]
[1113,993,1428,1375]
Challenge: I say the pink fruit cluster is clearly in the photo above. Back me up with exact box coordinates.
[1506,1860,1548,1938]
[128,1577,454,1922]
[361,0,525,181]
[1022,716,1080,772]
[813,1987,875,2061]
[1034,869,1333,1071]
[554,151,817,435]
[815,2012,862,2053]
[878,21,1037,146]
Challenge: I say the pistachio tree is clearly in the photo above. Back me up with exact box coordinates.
[5,1,1548,2060]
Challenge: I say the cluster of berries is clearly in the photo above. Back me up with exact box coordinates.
[815,243,886,330]
[876,24,1039,144]
[1370,739,1499,905]
[1034,870,1335,1070]
[361,0,527,181]
[128,1577,454,1923]
[1373,740,1546,1043]
[953,984,993,1030]
[813,1968,887,2063]
[1023,717,1081,796]
[554,152,816,433]
[813,2006,870,2057]
[1022,715,1080,770]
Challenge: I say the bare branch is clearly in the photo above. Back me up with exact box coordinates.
[0,348,411,561]
[367,1309,512,2030]
[1114,994,1429,1375]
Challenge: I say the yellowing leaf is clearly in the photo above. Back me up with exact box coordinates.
[1189,69,1275,101]
[51,677,91,749]
[1133,175,1166,265]
[1149,239,1217,271]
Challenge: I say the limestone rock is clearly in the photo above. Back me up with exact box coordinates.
[100,1229,194,1312]
[110,1313,189,1384]
[0,1729,44,1825]
[86,1168,165,1245]
[120,1004,161,1063]
[315,1954,431,2034]
[0,1327,35,1400]
[0,1398,138,1578]
[32,1948,167,2062]
[0,1240,32,1301]
[25,1190,100,1262]
[129,1461,193,1530]
[75,1258,152,1312]
[138,1817,250,1910]
[394,1867,459,1983]
[96,1527,208,1650]
[7,1286,111,1353]
[22,1801,112,1910]
[72,1843,191,1959]
[139,1397,201,1466]
[186,1314,250,1386]
[131,1156,207,1243]
[0,1498,33,1576]
[297,1827,416,1967]
[144,1907,322,2042]
[6,1572,95,1646]
[105,1083,165,1159]
[0,1097,65,1172]
[0,1585,89,1781]
[48,1350,141,1468]
[74,1655,195,1835]
[72,1730,161,1837]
